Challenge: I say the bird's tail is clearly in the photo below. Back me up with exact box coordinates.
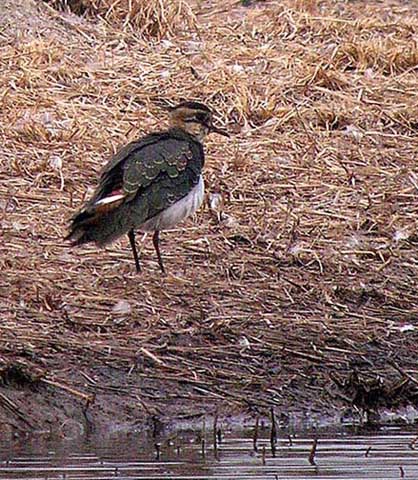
[65,195,127,247]
[65,210,98,246]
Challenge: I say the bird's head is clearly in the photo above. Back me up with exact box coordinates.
[168,101,229,141]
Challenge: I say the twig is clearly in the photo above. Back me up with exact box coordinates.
[309,437,318,466]
[155,443,161,461]
[409,436,418,450]
[201,417,206,458]
[41,378,94,403]
[139,347,166,366]
[389,362,418,387]
[253,417,259,452]
[213,411,219,458]
[0,392,34,429]
[270,407,277,457]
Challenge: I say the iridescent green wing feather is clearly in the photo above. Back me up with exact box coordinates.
[122,137,193,199]
[122,132,203,224]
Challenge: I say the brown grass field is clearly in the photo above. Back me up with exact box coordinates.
[1,0,418,434]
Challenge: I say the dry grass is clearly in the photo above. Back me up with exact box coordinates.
[1,0,418,429]
[44,0,197,38]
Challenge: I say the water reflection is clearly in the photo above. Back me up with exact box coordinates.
[1,425,418,479]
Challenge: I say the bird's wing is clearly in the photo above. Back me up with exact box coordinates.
[85,132,203,217]
[87,133,162,206]
[122,135,195,200]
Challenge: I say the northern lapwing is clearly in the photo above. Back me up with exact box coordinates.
[66,101,229,273]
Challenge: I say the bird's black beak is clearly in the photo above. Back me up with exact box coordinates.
[210,124,230,137]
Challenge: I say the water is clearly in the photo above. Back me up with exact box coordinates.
[1,425,418,479]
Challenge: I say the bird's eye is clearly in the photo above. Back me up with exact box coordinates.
[197,112,210,123]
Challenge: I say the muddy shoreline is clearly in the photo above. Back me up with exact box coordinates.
[1,346,417,439]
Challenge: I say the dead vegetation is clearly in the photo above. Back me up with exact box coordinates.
[43,0,197,38]
[0,0,418,432]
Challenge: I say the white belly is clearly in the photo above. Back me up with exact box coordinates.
[139,175,204,232]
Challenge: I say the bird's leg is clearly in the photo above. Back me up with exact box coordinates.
[152,230,166,274]
[127,229,141,273]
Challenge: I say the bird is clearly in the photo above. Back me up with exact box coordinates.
[65,101,229,274]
